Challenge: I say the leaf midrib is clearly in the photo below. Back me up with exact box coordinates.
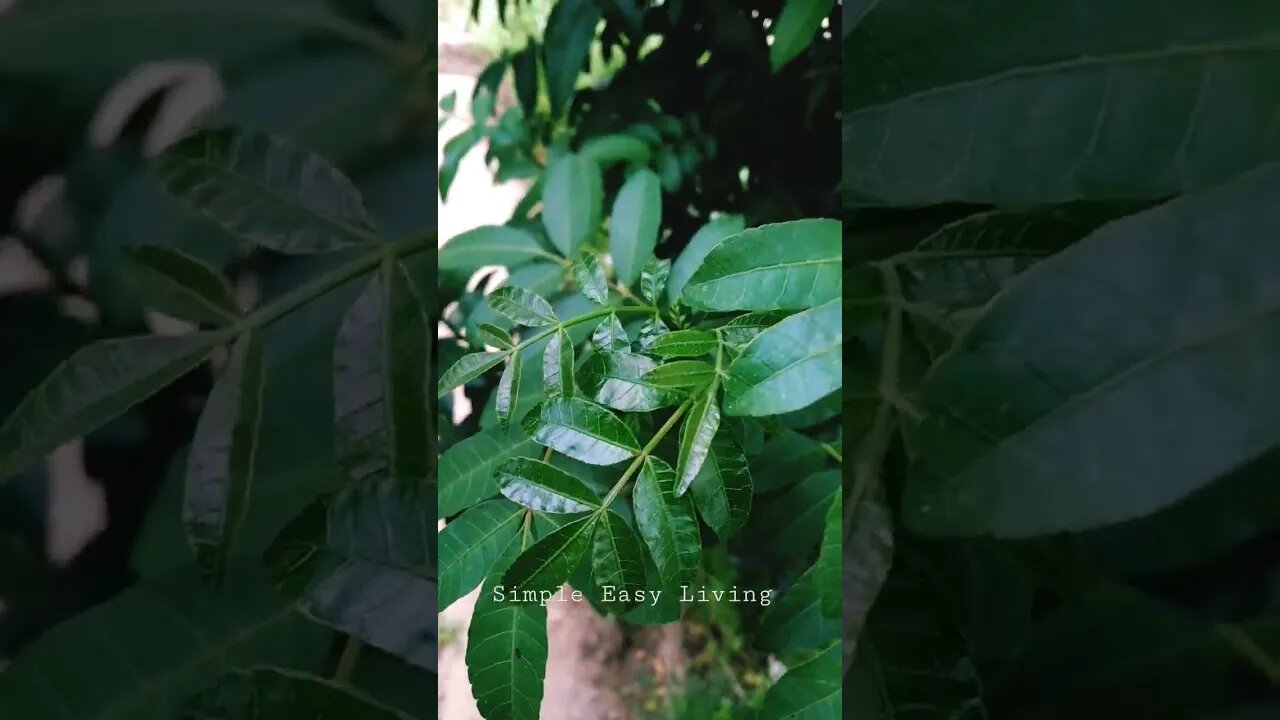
[693,257,839,287]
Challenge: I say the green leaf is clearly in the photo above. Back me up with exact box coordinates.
[769,470,840,557]
[689,435,752,539]
[495,356,521,430]
[758,642,841,720]
[183,331,265,584]
[159,129,376,253]
[591,510,648,612]
[592,314,630,352]
[440,127,483,201]
[512,41,542,116]
[335,261,431,484]
[757,568,841,654]
[752,429,829,492]
[496,457,602,513]
[906,166,1280,537]
[438,351,507,398]
[640,258,671,304]
[0,561,328,718]
[815,490,842,618]
[724,299,842,416]
[579,134,652,166]
[542,154,603,255]
[845,1,1280,205]
[843,481,894,663]
[467,529,548,720]
[633,457,701,588]
[522,396,641,465]
[667,215,745,304]
[440,226,557,276]
[124,245,240,326]
[183,667,412,719]
[544,328,576,398]
[609,168,663,286]
[681,219,841,311]
[440,427,540,517]
[675,387,721,495]
[265,479,435,670]
[572,251,609,304]
[642,360,716,389]
[500,513,598,594]
[634,317,669,352]
[543,0,602,115]
[720,310,792,347]
[769,0,835,71]
[438,499,524,611]
[476,323,514,350]
[578,351,683,412]
[649,329,718,358]
[0,332,223,484]
[488,286,559,327]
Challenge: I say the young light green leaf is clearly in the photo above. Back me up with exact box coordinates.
[642,360,716,389]
[592,511,647,612]
[543,0,602,116]
[542,154,603,255]
[0,332,223,484]
[770,470,840,557]
[468,529,548,720]
[265,479,435,671]
[724,299,841,416]
[124,245,240,326]
[185,668,413,719]
[522,397,641,466]
[438,351,507,398]
[495,356,521,430]
[592,314,630,352]
[572,251,609,304]
[335,261,431,485]
[440,427,540,517]
[579,134,652,166]
[756,567,840,654]
[500,513,598,594]
[681,219,841,311]
[634,457,701,588]
[689,436,752,539]
[159,129,376,253]
[667,215,745,304]
[578,351,683,412]
[609,169,662,286]
[438,499,524,611]
[906,166,1280,537]
[544,328,576,397]
[649,329,717,358]
[183,331,264,585]
[675,386,721,495]
[440,225,557,276]
[769,0,835,71]
[496,457,602,513]
[476,323,514,350]
[488,286,558,327]
[640,257,670,304]
[758,642,841,720]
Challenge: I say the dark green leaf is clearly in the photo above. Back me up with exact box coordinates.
[159,129,376,253]
[542,154,603,255]
[640,257,670,304]
[757,569,840,653]
[544,328,576,397]
[815,489,842,618]
[184,331,265,584]
[592,314,630,352]
[572,251,609,304]
[769,0,835,71]
[468,529,547,720]
[543,0,602,115]
[681,219,841,311]
[906,166,1280,537]
[675,387,721,495]
[689,436,752,539]
[440,226,557,276]
[591,511,647,612]
[495,355,521,430]
[488,286,559,327]
[649,329,717,358]
[667,215,745,304]
[265,479,435,671]
[843,482,894,664]
[724,299,842,416]
[438,499,524,611]
[642,360,716,389]
[522,397,641,465]
[125,245,240,326]
[769,470,840,556]
[440,127,483,201]
[440,427,540,517]
[580,134,652,166]
[0,332,223,484]
[578,351,683,412]
[633,457,701,588]
[512,41,541,116]
[496,457,602,513]
[182,667,412,719]
[438,351,507,398]
[758,642,841,720]
[500,513,598,594]
[609,168,662,286]
[752,429,829,492]
[476,323,514,350]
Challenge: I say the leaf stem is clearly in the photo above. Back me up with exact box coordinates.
[598,397,694,510]
[333,636,363,684]
[1216,623,1280,684]
[513,304,654,352]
